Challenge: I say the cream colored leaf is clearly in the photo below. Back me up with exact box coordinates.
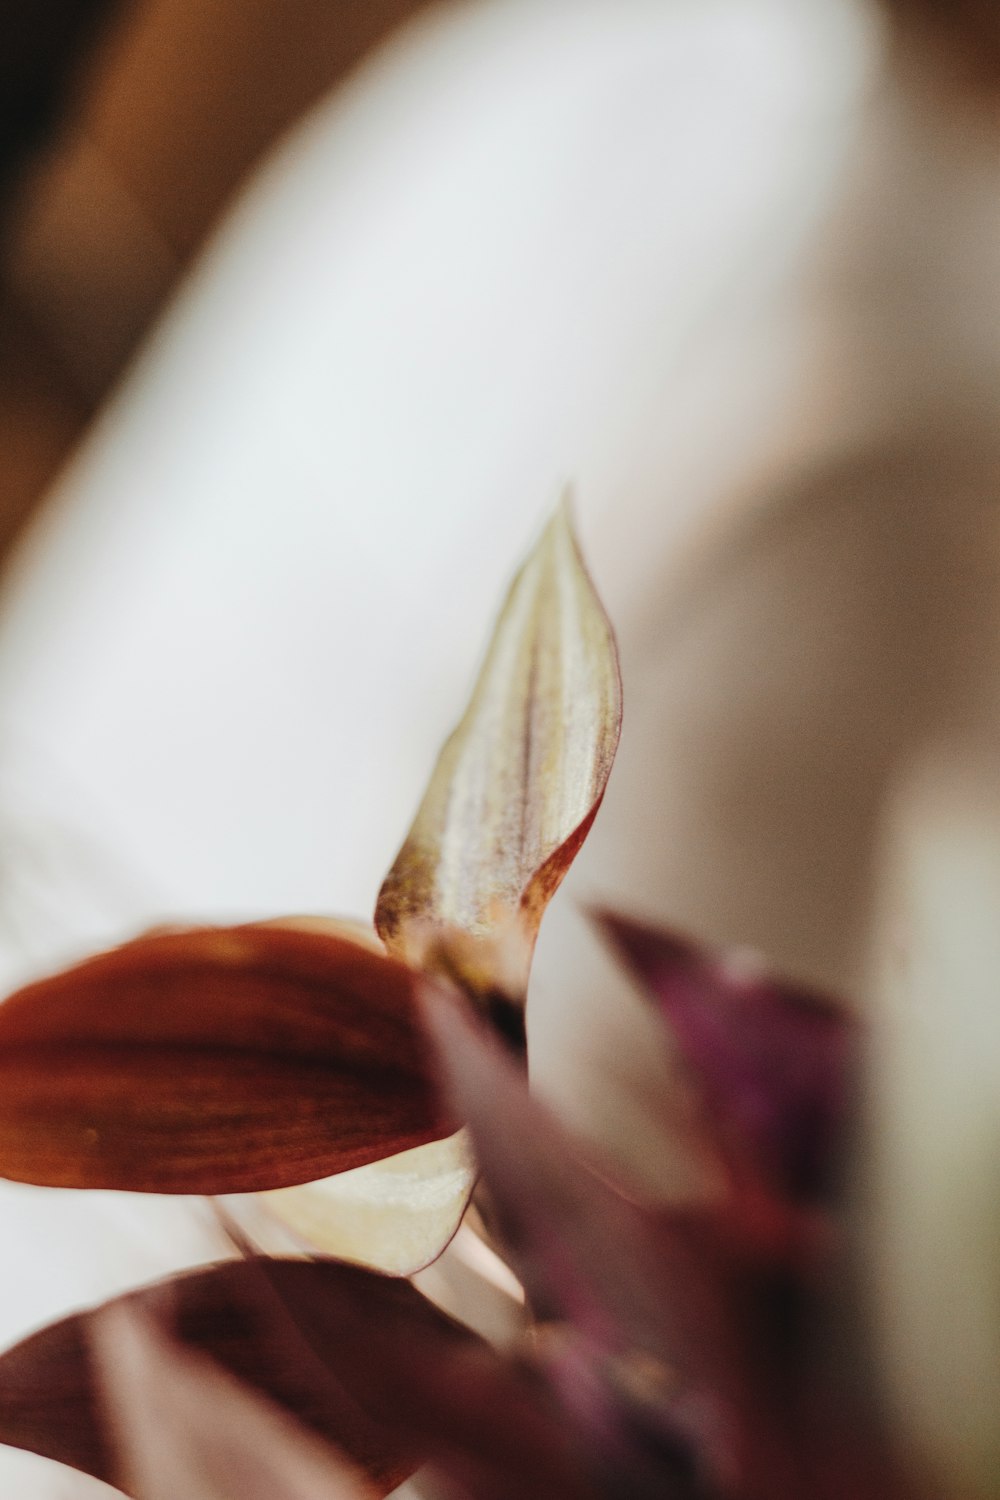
[257,921,474,1275]
[260,1131,474,1276]
[375,498,622,993]
[270,508,619,1275]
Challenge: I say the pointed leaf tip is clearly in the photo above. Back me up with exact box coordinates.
[375,504,621,995]
[594,911,856,1203]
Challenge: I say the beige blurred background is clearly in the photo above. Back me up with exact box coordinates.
[0,0,437,560]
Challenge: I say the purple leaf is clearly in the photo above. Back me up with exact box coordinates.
[423,990,921,1500]
[424,991,745,1491]
[594,913,856,1204]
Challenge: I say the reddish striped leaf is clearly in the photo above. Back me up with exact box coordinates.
[0,923,453,1192]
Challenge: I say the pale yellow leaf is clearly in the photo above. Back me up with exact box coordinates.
[260,1131,474,1276]
[269,507,619,1274]
[256,927,473,1275]
[375,498,622,993]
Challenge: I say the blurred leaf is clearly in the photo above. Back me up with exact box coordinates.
[0,922,453,1192]
[423,990,719,1361]
[0,1255,590,1500]
[595,912,855,1205]
[376,501,621,996]
[423,991,740,1488]
[424,991,918,1500]
[0,1258,441,1493]
[92,1302,376,1500]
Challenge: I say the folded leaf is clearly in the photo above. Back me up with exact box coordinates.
[260,1130,475,1276]
[595,913,855,1203]
[0,923,453,1192]
[0,1256,591,1500]
[0,1258,446,1494]
[93,1303,376,1500]
[375,501,621,994]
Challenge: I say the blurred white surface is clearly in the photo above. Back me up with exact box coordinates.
[0,0,871,934]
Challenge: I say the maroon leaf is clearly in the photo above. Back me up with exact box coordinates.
[594,912,855,1204]
[423,991,745,1490]
[0,1258,441,1494]
[0,923,454,1192]
[424,991,920,1500]
[93,1302,377,1499]
[0,1256,592,1500]
[258,1257,596,1500]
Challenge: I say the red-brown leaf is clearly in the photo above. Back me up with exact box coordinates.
[0,923,453,1192]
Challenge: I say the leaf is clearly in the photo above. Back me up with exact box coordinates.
[318,504,619,1272]
[0,1258,435,1493]
[249,1259,594,1500]
[422,993,918,1500]
[594,912,856,1204]
[375,500,621,994]
[92,1303,376,1500]
[422,991,743,1491]
[260,1130,475,1276]
[0,1257,591,1500]
[250,922,473,1274]
[0,922,453,1192]
[423,991,719,1373]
